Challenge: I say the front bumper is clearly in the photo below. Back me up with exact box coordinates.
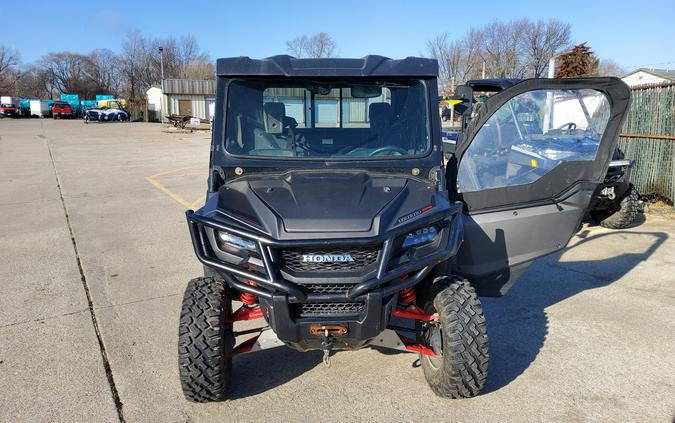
[0,109,18,117]
[186,203,463,349]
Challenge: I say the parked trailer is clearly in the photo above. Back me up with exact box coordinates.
[20,99,31,117]
[29,100,51,118]
[60,93,81,117]
[0,96,21,117]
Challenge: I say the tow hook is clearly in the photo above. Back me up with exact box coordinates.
[309,324,347,367]
[321,330,333,367]
[309,324,348,336]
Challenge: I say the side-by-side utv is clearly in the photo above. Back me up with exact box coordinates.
[179,55,630,402]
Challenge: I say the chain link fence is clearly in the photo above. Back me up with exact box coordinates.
[617,82,675,203]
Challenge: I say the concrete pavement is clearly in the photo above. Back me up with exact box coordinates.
[0,119,673,422]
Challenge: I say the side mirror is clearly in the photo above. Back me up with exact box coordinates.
[451,85,474,117]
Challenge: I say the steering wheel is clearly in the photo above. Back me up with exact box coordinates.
[368,146,409,157]
[557,122,577,131]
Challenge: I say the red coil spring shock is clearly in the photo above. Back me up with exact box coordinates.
[398,286,417,304]
[240,291,257,306]
[240,279,258,306]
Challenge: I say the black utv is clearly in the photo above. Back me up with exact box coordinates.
[451,78,640,229]
[179,56,630,402]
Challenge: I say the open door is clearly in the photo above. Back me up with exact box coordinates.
[451,78,630,296]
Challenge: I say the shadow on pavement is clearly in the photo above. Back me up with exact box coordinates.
[481,229,667,394]
[226,227,666,399]
[229,347,322,399]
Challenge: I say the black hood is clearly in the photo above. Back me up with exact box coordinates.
[215,171,445,239]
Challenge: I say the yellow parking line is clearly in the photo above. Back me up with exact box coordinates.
[189,195,206,210]
[146,165,202,180]
[145,165,206,209]
[145,175,194,209]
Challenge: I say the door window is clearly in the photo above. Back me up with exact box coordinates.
[457,89,610,192]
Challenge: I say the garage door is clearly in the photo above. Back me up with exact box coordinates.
[178,100,193,116]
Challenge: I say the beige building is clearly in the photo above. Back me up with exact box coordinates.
[146,79,216,122]
[622,68,675,87]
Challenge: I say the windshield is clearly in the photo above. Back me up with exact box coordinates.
[224,79,429,159]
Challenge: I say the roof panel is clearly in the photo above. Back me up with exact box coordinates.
[161,79,216,95]
[216,55,438,78]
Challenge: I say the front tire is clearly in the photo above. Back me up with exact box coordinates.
[420,276,488,398]
[178,277,235,402]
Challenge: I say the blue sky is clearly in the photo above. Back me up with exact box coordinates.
[5,0,675,70]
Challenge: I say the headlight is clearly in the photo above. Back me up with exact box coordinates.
[401,226,438,249]
[217,231,257,252]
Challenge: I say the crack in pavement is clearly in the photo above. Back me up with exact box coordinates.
[44,127,126,423]
[0,308,91,329]
[92,292,182,311]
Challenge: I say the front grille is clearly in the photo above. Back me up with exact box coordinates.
[301,283,353,294]
[280,246,380,272]
[292,302,365,317]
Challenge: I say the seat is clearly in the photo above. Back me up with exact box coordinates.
[249,102,291,153]
[263,102,286,134]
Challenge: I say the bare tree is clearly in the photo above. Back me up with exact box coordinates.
[597,58,626,77]
[426,31,483,94]
[426,33,454,92]
[14,65,52,98]
[286,32,337,58]
[286,35,309,58]
[479,19,530,78]
[0,45,20,91]
[121,30,214,98]
[4,30,212,100]
[89,49,124,95]
[306,33,337,58]
[522,20,571,77]
[39,52,91,97]
[176,35,214,79]
[426,18,572,84]
[0,45,19,77]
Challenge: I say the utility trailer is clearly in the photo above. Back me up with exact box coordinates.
[29,100,50,118]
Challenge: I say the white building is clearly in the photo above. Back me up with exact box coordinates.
[621,68,675,87]
[146,79,216,122]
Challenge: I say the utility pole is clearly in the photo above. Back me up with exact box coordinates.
[159,46,165,83]
[481,61,486,79]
